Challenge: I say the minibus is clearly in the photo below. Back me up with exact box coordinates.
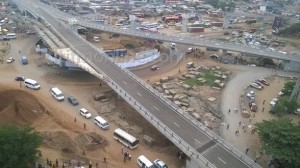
[24,79,40,90]
[50,87,64,101]
[94,116,109,130]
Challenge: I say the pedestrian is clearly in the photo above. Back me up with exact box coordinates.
[89,161,92,168]
[228,109,231,113]
[82,149,86,156]
[263,100,265,105]
[262,107,265,112]
[96,162,99,168]
[227,124,229,130]
[123,155,126,162]
[62,162,66,168]
[234,108,238,113]
[103,157,107,163]
[74,117,76,123]
[121,146,124,154]
[235,130,239,135]
[239,121,241,126]
[19,50,21,54]
[128,154,131,161]
[253,113,255,117]
[246,148,249,154]
[47,158,49,165]
[38,151,42,157]
[99,83,102,87]
[249,117,252,123]
[84,123,86,129]
[179,68,181,73]
[49,161,52,167]
[68,160,71,166]
[55,159,58,167]
[242,123,246,129]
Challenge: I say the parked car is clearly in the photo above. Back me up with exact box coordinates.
[6,57,15,63]
[250,102,258,112]
[79,108,92,119]
[151,65,159,70]
[154,159,168,168]
[254,80,264,88]
[246,91,255,98]
[259,78,270,86]
[15,76,26,81]
[270,98,278,107]
[250,82,262,90]
[68,96,79,106]
[94,94,106,101]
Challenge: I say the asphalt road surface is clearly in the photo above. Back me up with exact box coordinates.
[18,2,256,168]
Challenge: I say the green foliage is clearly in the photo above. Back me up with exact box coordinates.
[282,81,296,96]
[270,101,288,115]
[205,0,236,11]
[279,23,300,36]
[255,119,300,167]
[120,40,142,49]
[185,70,218,87]
[270,97,299,115]
[185,78,199,87]
[0,125,42,168]
[280,98,299,114]
[205,0,219,8]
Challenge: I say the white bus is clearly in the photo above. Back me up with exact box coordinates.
[24,79,40,90]
[113,128,139,149]
[6,33,16,39]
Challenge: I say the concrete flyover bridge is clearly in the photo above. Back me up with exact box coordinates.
[13,0,261,168]
[26,1,300,64]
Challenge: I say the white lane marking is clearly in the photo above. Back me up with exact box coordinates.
[122,81,127,85]
[153,106,159,110]
[137,92,142,97]
[173,122,180,127]
[218,157,227,164]
[194,139,201,144]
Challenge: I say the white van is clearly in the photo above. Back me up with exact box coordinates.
[137,155,155,168]
[94,116,109,130]
[50,87,64,101]
[24,79,40,90]
[6,33,16,39]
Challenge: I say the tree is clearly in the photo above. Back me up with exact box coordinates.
[270,101,288,115]
[205,0,220,8]
[282,81,296,96]
[219,0,236,11]
[280,98,299,114]
[255,119,300,168]
[0,125,42,168]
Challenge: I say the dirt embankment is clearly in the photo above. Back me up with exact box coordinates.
[0,89,44,124]
[0,86,106,154]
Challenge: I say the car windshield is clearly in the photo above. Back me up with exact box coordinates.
[34,83,39,86]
